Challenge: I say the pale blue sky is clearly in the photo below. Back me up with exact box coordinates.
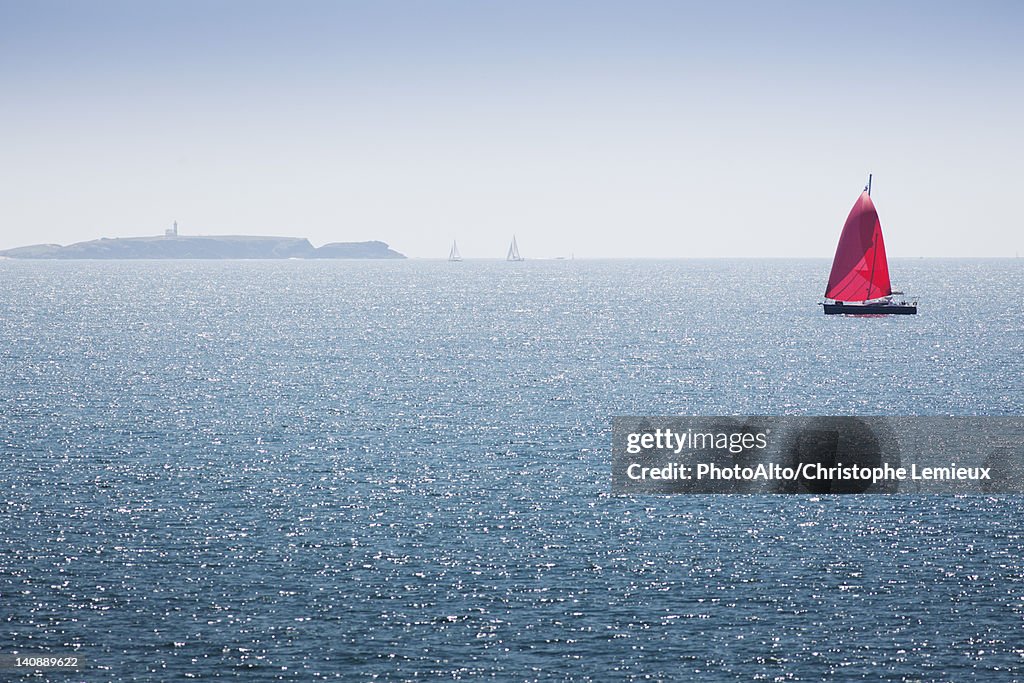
[1,1,1021,257]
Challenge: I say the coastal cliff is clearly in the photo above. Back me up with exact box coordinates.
[0,236,406,260]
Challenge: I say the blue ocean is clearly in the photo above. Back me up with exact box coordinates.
[1,258,1023,680]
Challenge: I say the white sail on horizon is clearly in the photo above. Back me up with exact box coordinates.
[507,236,523,261]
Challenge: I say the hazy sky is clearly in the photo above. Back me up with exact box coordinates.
[1,1,1021,257]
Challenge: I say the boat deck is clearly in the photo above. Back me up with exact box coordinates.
[823,302,917,315]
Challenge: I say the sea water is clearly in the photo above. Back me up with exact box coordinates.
[1,258,1022,680]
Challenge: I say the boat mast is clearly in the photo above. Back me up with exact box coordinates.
[865,173,877,298]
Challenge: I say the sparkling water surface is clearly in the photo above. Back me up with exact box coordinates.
[1,259,1023,680]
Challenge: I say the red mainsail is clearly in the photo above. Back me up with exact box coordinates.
[824,192,891,301]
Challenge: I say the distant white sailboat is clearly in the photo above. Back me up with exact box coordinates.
[448,240,462,262]
[506,236,524,262]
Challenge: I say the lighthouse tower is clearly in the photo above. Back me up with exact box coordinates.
[165,221,178,238]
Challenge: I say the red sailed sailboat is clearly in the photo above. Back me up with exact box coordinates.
[822,175,917,315]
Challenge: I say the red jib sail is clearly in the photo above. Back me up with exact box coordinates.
[824,192,892,301]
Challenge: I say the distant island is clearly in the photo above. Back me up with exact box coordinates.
[0,234,406,260]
